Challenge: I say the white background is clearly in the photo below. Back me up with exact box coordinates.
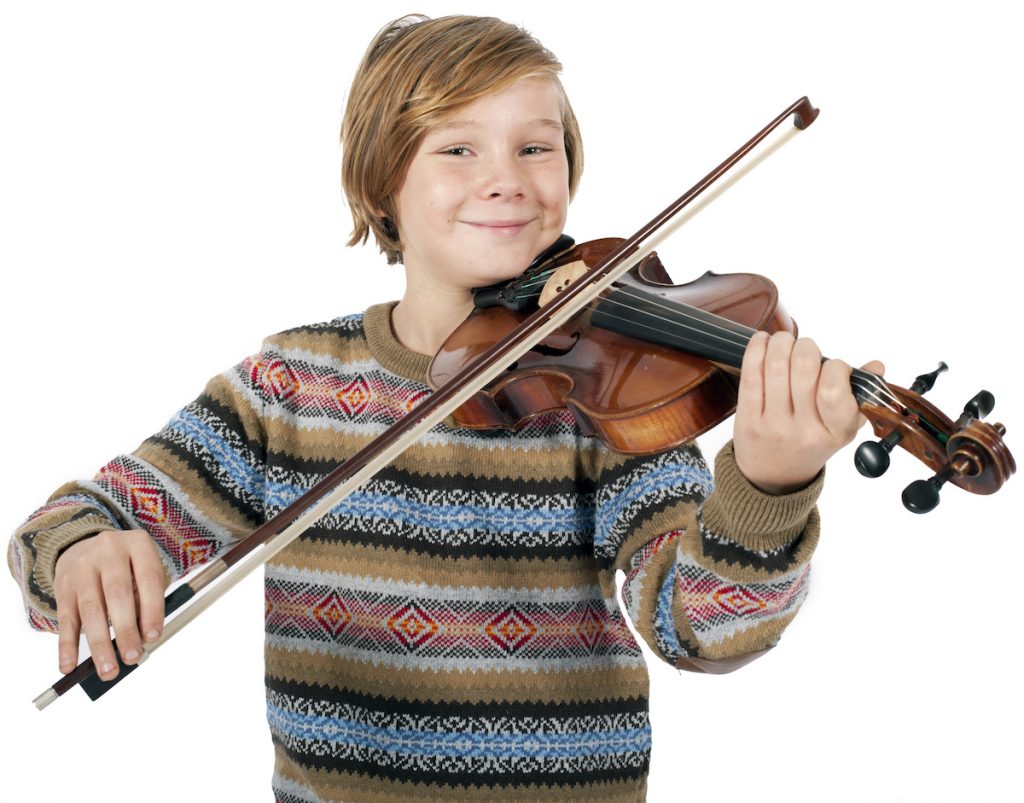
[1,2,1021,801]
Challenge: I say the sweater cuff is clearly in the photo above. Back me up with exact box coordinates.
[700,440,823,552]
[27,513,114,603]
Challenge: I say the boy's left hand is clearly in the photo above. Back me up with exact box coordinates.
[732,330,885,495]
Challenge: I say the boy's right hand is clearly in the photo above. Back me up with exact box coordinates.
[54,530,167,680]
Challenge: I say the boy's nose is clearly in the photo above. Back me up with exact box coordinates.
[480,155,526,199]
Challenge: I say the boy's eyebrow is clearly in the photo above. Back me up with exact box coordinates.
[430,118,564,132]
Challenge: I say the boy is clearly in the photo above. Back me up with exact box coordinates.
[9,14,877,802]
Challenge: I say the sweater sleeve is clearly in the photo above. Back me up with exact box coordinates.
[595,439,822,674]
[7,348,274,633]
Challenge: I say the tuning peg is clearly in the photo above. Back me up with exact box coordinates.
[910,361,948,394]
[902,464,956,514]
[855,430,903,478]
[959,390,995,423]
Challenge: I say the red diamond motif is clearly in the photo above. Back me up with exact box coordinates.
[404,389,429,411]
[265,359,300,400]
[180,537,216,569]
[313,593,352,637]
[712,586,767,615]
[336,377,370,416]
[387,602,439,650]
[131,486,167,524]
[576,605,605,650]
[485,608,538,654]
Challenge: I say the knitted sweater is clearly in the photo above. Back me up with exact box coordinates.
[9,302,822,802]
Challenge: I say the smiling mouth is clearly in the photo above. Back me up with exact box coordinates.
[463,220,533,237]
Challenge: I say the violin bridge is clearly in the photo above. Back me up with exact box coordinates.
[538,260,589,308]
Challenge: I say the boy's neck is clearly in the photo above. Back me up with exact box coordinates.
[390,287,475,357]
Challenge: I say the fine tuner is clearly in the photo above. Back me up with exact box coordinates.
[854,362,1009,512]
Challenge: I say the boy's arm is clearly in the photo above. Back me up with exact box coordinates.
[597,439,821,673]
[7,348,272,634]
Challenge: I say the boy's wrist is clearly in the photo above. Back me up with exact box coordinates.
[701,440,824,552]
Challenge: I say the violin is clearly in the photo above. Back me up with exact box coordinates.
[32,96,1015,710]
[431,233,1015,511]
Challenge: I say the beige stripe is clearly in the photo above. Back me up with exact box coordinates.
[267,647,649,704]
[272,538,606,591]
[204,370,269,444]
[267,325,376,363]
[260,415,607,482]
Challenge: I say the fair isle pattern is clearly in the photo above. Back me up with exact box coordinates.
[266,681,650,788]
[9,305,822,802]
[78,454,241,578]
[273,774,326,803]
[674,553,811,647]
[265,564,643,672]
[160,403,266,511]
[593,449,712,563]
[264,474,596,552]
[619,530,693,662]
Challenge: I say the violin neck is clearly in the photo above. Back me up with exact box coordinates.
[592,286,883,408]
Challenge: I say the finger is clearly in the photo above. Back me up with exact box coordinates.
[736,330,769,421]
[101,557,144,667]
[763,331,796,419]
[130,536,167,644]
[818,358,861,440]
[77,572,119,680]
[790,337,824,424]
[55,586,81,674]
[852,360,886,428]
[860,359,885,377]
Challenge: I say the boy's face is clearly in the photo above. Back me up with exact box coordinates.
[394,76,570,293]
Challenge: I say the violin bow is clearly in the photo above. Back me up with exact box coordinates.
[34,97,823,709]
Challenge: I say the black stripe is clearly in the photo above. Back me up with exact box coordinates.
[267,455,599,498]
[699,522,805,572]
[272,318,365,342]
[267,673,646,715]
[297,525,593,562]
[271,735,649,790]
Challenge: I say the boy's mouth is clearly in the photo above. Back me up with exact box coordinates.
[463,219,533,237]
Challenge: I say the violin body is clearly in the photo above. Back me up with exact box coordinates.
[428,237,797,454]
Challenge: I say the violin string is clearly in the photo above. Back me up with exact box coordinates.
[507,282,905,415]
[593,290,905,413]
[591,295,903,415]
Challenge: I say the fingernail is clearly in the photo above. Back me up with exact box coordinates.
[60,658,74,671]
[100,661,116,674]
[146,629,160,641]
[124,648,140,662]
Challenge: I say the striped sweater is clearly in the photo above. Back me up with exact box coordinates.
[9,302,822,802]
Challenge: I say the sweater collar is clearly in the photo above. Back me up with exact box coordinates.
[363,302,433,386]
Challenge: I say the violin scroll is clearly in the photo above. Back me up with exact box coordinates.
[855,365,1015,512]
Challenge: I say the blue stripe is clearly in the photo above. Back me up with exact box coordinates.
[264,481,595,535]
[653,559,685,660]
[266,704,650,759]
[595,458,712,549]
[166,410,264,498]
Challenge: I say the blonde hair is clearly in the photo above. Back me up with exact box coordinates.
[340,14,584,264]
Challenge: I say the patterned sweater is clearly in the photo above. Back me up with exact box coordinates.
[9,302,822,802]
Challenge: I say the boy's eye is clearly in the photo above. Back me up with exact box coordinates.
[522,145,553,156]
[442,146,470,156]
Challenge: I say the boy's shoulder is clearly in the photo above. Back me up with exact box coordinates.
[269,310,366,341]
[259,309,373,360]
